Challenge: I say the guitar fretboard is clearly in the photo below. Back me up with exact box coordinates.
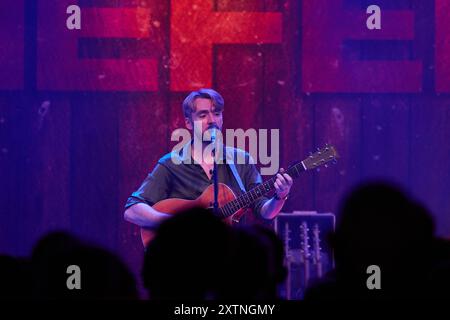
[218,161,306,218]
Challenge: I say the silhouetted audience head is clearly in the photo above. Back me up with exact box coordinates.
[0,255,31,299]
[31,231,138,299]
[142,208,231,300]
[142,208,286,300]
[223,224,287,299]
[306,181,435,299]
[426,237,450,299]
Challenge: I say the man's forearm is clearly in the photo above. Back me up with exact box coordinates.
[124,203,171,228]
[260,197,286,220]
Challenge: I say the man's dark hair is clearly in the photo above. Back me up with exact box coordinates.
[182,88,224,119]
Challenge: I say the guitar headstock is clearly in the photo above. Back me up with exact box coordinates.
[302,144,339,171]
[299,221,310,261]
[284,222,292,260]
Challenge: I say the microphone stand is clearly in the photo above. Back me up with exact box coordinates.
[211,137,219,217]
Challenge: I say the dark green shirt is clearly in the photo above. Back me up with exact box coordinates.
[125,144,270,222]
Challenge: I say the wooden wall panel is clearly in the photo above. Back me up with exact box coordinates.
[31,97,71,239]
[0,95,22,254]
[1,1,450,289]
[314,97,362,214]
[360,96,410,186]
[69,94,120,250]
[411,97,450,236]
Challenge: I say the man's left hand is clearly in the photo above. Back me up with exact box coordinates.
[274,168,293,200]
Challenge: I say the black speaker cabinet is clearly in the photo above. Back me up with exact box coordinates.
[274,211,335,300]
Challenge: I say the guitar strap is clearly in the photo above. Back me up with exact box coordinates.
[225,148,246,193]
[228,162,246,193]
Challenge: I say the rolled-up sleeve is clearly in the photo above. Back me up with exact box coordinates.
[124,163,172,209]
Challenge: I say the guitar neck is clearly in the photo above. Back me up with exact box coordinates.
[219,161,306,218]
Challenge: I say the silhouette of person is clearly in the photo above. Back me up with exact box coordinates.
[305,181,435,299]
[142,208,231,300]
[219,224,286,300]
[142,207,287,300]
[31,231,138,299]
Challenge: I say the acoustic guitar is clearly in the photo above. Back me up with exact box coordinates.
[141,145,338,247]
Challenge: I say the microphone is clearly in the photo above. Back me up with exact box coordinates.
[208,124,220,142]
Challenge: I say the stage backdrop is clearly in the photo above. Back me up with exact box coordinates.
[1,0,449,286]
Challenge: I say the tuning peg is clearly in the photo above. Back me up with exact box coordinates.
[324,164,328,168]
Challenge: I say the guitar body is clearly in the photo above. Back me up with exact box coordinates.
[140,183,246,247]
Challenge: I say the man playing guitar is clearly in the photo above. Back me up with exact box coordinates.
[124,88,293,235]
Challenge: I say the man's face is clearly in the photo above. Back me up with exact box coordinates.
[185,98,223,141]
